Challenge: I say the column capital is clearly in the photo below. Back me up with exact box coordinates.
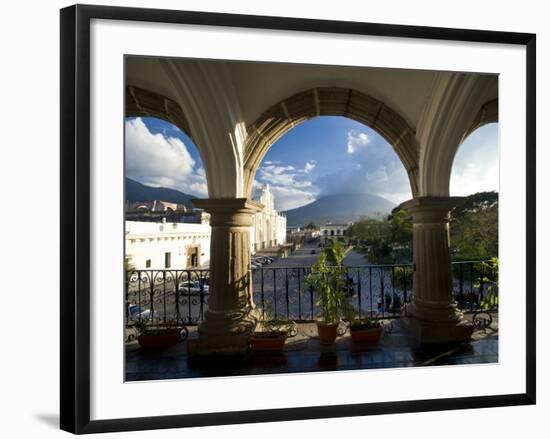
[398,196,465,223]
[192,198,264,227]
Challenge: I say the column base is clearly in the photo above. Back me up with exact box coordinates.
[401,301,473,344]
[188,308,261,356]
[400,315,473,345]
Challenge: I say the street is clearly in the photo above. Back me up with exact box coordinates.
[264,240,322,268]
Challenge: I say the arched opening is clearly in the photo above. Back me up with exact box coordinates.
[249,114,414,320]
[450,122,498,197]
[418,90,498,197]
[124,115,211,272]
[251,114,412,243]
[449,122,499,261]
[125,85,219,199]
[124,116,208,201]
[243,87,420,200]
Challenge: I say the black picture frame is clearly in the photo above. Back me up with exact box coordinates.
[60,4,536,434]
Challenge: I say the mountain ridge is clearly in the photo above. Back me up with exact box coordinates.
[283,193,395,227]
[125,178,197,209]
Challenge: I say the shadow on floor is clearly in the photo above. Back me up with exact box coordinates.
[126,319,498,381]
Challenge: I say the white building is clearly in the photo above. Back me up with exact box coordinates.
[125,218,211,270]
[125,188,286,268]
[320,223,351,243]
[250,184,287,253]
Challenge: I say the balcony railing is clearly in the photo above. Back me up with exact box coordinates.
[125,260,496,327]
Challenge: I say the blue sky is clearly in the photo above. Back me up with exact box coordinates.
[125,116,498,211]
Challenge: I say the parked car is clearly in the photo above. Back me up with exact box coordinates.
[251,263,261,270]
[128,304,151,320]
[178,280,209,294]
[255,256,274,264]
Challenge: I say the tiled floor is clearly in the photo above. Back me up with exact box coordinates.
[125,317,498,382]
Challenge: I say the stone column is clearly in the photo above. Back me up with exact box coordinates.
[189,198,263,355]
[400,197,473,344]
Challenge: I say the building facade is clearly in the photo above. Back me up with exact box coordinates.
[320,223,351,243]
[286,226,321,246]
[125,188,286,268]
[125,217,211,270]
[250,184,287,253]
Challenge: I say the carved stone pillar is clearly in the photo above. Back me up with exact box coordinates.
[189,198,263,355]
[400,197,473,344]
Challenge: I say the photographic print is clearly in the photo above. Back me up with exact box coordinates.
[60,5,535,433]
[123,57,500,381]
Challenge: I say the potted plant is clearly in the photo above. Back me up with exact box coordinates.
[348,316,384,344]
[250,315,296,353]
[135,319,187,350]
[305,241,349,344]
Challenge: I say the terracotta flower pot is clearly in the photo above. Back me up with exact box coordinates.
[137,332,181,349]
[316,319,340,344]
[350,326,383,344]
[250,332,287,352]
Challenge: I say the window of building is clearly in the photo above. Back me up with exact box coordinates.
[145,259,151,268]
[164,252,171,268]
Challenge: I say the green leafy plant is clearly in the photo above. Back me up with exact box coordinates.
[341,303,383,331]
[476,257,499,310]
[305,241,350,323]
[256,304,296,338]
[393,266,413,290]
[349,316,383,331]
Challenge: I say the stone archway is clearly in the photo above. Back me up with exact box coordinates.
[126,85,195,141]
[463,98,498,140]
[417,74,498,197]
[242,87,420,198]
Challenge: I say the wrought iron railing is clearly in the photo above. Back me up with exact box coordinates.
[125,260,496,327]
[126,269,210,325]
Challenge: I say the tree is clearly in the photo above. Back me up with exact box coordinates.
[450,192,498,260]
[347,191,498,264]
[304,221,318,230]
[388,209,412,246]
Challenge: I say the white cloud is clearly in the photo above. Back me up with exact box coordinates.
[125,118,208,197]
[254,159,318,210]
[257,159,316,189]
[347,131,370,153]
[316,130,413,203]
[269,185,316,211]
[450,123,499,196]
[303,160,316,173]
